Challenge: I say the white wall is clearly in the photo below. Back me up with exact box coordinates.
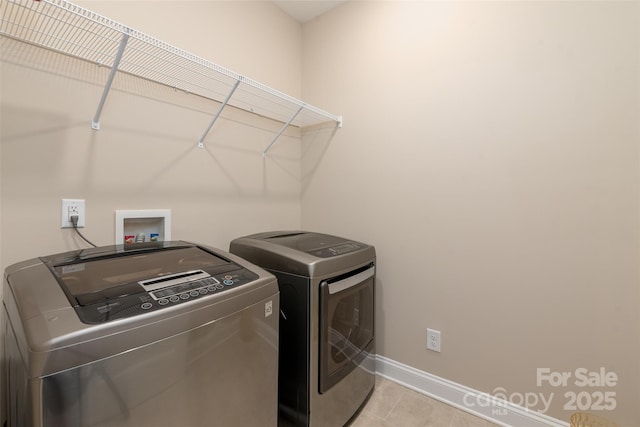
[301,2,639,425]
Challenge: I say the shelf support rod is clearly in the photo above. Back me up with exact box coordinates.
[262,105,304,158]
[92,30,130,130]
[197,79,241,148]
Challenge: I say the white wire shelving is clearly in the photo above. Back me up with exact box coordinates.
[0,0,342,156]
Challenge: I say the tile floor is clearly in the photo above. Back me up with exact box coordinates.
[349,376,501,427]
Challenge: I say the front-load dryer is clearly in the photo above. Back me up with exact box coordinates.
[230,231,376,427]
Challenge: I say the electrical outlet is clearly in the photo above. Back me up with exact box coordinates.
[426,328,441,352]
[61,199,85,228]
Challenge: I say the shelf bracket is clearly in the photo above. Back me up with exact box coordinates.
[262,105,305,158]
[197,79,241,148]
[91,30,130,130]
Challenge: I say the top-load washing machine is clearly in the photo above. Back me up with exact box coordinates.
[3,241,279,427]
[230,231,376,427]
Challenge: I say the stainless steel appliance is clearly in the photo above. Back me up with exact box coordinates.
[229,231,375,427]
[3,241,279,427]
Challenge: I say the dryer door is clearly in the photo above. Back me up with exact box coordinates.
[318,264,375,393]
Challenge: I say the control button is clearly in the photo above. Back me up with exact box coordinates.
[223,279,233,286]
[189,290,199,297]
[180,293,190,300]
[207,286,217,292]
[158,299,169,305]
[141,302,153,310]
[169,296,180,302]
[199,288,208,295]
[215,284,224,290]
[224,275,233,280]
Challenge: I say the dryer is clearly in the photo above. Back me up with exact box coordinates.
[3,241,279,427]
[230,231,376,427]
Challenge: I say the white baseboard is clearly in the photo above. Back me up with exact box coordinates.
[375,355,569,427]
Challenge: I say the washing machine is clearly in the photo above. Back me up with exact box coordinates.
[3,241,279,427]
[230,231,375,427]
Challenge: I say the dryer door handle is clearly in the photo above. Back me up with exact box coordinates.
[325,266,375,295]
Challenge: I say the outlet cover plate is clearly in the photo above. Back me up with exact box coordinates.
[427,328,441,352]
[61,199,85,228]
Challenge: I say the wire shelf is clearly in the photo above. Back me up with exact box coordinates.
[0,0,342,153]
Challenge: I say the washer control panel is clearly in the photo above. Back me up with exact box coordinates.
[145,272,246,307]
[79,267,258,324]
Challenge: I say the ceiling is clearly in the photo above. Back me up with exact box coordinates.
[273,1,346,23]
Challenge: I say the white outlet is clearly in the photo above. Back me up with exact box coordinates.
[61,199,85,228]
[426,328,441,352]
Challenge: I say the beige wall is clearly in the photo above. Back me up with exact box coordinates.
[3,1,640,426]
[301,1,639,426]
[1,3,303,420]
[0,3,303,418]
[1,0,303,268]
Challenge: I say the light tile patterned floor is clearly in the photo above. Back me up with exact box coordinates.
[349,376,500,427]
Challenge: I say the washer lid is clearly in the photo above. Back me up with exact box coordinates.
[259,231,363,258]
[41,242,229,301]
